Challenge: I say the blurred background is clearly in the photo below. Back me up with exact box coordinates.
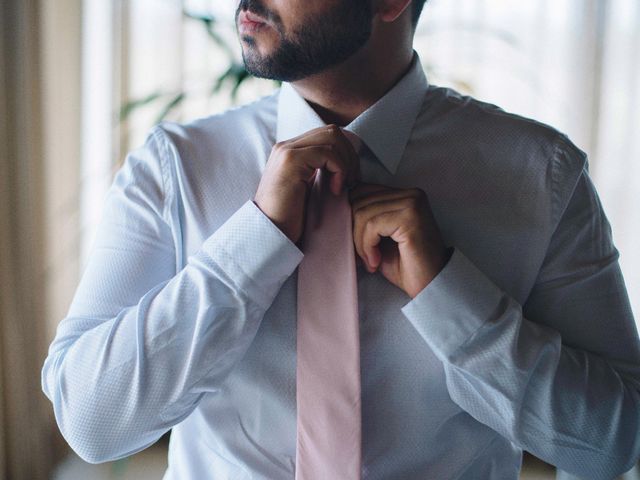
[1,0,639,478]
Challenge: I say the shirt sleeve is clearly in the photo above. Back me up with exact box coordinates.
[40,125,304,464]
[400,138,640,480]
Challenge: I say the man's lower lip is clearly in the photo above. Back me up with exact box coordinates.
[239,21,267,34]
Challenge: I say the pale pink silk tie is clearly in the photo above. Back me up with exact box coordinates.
[295,129,363,479]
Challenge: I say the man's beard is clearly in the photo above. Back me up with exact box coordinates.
[235,0,373,82]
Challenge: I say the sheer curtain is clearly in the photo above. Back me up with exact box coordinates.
[1,0,62,478]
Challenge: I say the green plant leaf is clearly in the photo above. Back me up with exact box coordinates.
[119,91,165,121]
[211,65,235,95]
[230,69,250,101]
[182,10,217,25]
[182,9,235,59]
[155,92,186,123]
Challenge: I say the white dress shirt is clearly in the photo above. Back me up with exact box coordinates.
[41,50,640,479]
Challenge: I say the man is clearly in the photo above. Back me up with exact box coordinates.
[41,0,640,479]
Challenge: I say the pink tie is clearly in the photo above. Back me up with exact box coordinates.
[295,130,362,479]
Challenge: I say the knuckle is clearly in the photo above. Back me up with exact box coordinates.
[326,124,340,135]
[361,216,374,236]
[351,202,365,216]
[360,202,377,216]
[280,148,294,163]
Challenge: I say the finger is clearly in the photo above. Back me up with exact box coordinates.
[353,197,415,269]
[285,125,359,189]
[288,144,349,195]
[361,209,405,270]
[281,124,339,145]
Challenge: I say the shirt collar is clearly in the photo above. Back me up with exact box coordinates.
[275,50,428,175]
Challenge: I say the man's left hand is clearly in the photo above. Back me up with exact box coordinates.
[348,182,452,299]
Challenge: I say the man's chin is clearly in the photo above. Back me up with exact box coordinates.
[241,52,269,78]
[243,64,287,81]
[240,43,322,82]
[240,53,290,81]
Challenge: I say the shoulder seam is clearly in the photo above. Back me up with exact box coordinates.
[148,124,182,275]
[550,132,588,231]
[148,125,174,225]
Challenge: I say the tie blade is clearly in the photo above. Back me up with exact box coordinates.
[296,160,362,479]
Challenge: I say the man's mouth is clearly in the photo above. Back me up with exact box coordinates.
[238,10,270,34]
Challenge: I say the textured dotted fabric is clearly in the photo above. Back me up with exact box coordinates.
[41,51,640,479]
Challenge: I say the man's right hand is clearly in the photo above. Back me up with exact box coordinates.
[253,124,361,245]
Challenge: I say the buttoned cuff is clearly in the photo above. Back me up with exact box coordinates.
[196,199,304,310]
[400,247,507,361]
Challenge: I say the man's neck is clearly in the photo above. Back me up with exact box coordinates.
[290,43,414,127]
